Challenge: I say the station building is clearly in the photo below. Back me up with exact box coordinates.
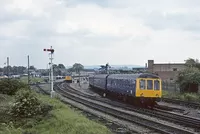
[147,60,186,82]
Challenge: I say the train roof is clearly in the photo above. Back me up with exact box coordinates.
[91,73,160,79]
[92,74,108,78]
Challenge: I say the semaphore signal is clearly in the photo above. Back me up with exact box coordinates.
[43,48,54,53]
[43,46,55,98]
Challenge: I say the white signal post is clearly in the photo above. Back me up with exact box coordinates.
[44,46,55,98]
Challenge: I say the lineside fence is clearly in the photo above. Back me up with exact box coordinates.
[162,82,180,92]
[162,82,200,94]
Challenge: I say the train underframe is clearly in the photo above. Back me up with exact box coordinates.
[65,80,72,83]
[89,84,160,108]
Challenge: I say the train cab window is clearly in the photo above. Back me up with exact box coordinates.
[147,80,153,90]
[140,80,146,90]
[154,80,160,90]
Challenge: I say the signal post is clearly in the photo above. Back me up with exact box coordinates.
[44,46,55,98]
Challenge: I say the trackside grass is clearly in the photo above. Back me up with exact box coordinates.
[20,76,45,84]
[162,90,200,103]
[0,93,111,134]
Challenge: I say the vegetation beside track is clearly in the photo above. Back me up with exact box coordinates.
[0,79,111,134]
[162,58,200,104]
[163,90,200,103]
[20,76,45,84]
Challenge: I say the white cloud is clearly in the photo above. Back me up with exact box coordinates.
[0,0,200,68]
[55,4,152,37]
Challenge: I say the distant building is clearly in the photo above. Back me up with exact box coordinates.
[147,60,186,82]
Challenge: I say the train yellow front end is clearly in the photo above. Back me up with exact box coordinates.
[65,75,72,83]
[136,77,162,107]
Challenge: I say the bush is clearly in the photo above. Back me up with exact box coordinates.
[0,122,22,134]
[10,89,52,118]
[0,79,28,95]
[163,91,200,102]
[181,93,200,102]
[176,67,200,93]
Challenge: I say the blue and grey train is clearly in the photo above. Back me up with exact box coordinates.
[89,73,162,107]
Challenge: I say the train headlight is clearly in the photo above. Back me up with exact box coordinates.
[156,94,159,97]
[140,93,144,97]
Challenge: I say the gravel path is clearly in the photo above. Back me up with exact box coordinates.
[70,83,100,97]
[158,101,200,118]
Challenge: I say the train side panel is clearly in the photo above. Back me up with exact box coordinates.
[107,74,138,96]
[93,74,108,90]
[89,75,94,87]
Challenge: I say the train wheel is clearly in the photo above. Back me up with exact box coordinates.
[123,96,127,102]
[139,99,148,108]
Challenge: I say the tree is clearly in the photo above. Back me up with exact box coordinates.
[71,63,84,86]
[72,63,84,74]
[52,64,67,76]
[0,66,27,75]
[176,58,200,93]
[58,64,65,69]
[184,58,200,69]
[3,66,12,76]
[0,68,3,72]
[67,67,74,73]
[99,65,106,73]
[52,64,59,76]
[176,67,200,93]
[99,63,111,74]
[30,66,36,70]
[52,64,58,70]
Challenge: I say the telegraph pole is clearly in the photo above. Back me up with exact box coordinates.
[44,46,55,98]
[106,63,110,74]
[28,55,30,85]
[7,57,9,78]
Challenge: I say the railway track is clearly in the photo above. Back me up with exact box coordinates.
[162,98,200,109]
[35,83,138,134]
[55,83,198,134]
[62,83,200,130]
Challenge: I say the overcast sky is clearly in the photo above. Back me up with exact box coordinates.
[1,0,200,69]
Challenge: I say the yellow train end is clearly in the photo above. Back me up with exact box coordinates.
[136,78,162,98]
[65,76,72,83]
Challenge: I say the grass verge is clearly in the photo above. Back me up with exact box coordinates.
[20,76,45,84]
[0,93,111,134]
[162,90,200,103]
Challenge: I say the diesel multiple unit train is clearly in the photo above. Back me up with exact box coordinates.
[65,75,73,83]
[89,73,162,107]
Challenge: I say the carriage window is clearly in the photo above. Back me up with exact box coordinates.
[125,80,128,87]
[154,80,160,90]
[140,80,146,90]
[128,80,132,87]
[147,80,153,90]
[123,80,126,87]
[126,80,130,87]
[132,80,136,85]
